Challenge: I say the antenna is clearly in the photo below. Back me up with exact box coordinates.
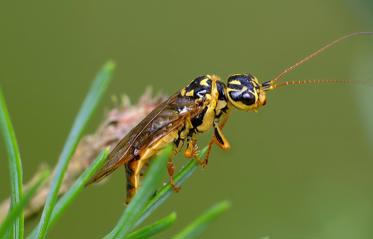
[275,79,351,88]
[266,32,373,89]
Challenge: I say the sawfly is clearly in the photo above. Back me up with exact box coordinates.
[87,32,373,203]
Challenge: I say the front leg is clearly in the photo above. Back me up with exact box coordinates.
[212,124,231,151]
[200,125,229,167]
[202,112,232,165]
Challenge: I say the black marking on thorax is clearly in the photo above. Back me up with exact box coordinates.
[180,76,230,134]
[191,107,208,130]
[183,75,212,99]
[179,76,213,131]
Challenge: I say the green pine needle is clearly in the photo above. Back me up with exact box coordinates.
[173,200,231,239]
[0,169,49,238]
[49,148,109,229]
[27,148,110,238]
[125,212,177,239]
[0,87,24,238]
[33,61,115,239]
[135,148,206,228]
[105,145,172,239]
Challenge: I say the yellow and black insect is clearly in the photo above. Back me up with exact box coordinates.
[87,32,373,203]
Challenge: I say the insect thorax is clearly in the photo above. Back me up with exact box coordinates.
[179,75,230,133]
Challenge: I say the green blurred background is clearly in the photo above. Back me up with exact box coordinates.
[1,0,373,238]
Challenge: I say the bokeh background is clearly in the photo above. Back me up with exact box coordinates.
[1,0,373,238]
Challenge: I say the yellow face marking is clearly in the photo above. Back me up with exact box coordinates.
[227,85,260,111]
[227,86,251,96]
[228,98,247,110]
[228,80,242,85]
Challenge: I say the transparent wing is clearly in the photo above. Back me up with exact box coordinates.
[86,93,204,185]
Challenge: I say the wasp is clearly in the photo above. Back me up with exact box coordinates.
[87,32,373,203]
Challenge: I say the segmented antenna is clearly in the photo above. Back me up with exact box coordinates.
[275,79,351,88]
[267,31,373,89]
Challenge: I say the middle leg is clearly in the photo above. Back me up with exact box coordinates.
[184,136,205,166]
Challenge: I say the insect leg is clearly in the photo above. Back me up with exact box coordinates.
[184,137,207,166]
[218,109,231,129]
[167,156,180,192]
[214,112,231,150]
[212,124,231,150]
[184,138,195,158]
[202,114,231,166]
[167,141,183,192]
[202,124,231,165]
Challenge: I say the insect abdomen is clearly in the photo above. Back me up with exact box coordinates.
[124,129,180,203]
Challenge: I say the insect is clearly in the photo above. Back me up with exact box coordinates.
[87,32,373,204]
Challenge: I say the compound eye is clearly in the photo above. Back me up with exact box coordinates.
[229,91,256,106]
[242,92,256,105]
[228,90,257,110]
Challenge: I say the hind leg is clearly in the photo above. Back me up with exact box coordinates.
[167,141,184,192]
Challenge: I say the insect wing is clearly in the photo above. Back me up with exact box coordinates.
[87,93,204,185]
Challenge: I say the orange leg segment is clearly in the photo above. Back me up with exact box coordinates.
[184,138,205,165]
[184,112,231,167]
[202,125,230,167]
[167,142,183,192]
